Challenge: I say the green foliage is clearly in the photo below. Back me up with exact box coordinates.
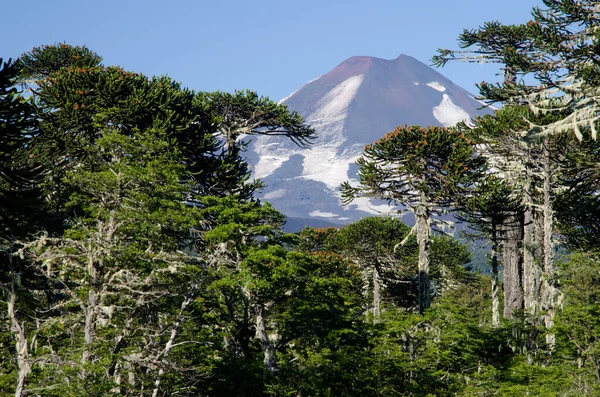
[552,252,600,394]
[201,89,316,198]
[3,34,600,396]
[326,216,411,258]
[341,125,485,210]
[554,135,600,250]
[200,195,287,248]
[341,127,483,313]
[16,126,204,394]
[28,51,253,215]
[19,43,103,82]
[457,175,523,244]
[205,89,315,149]
[436,1,600,140]
[300,217,472,310]
[0,58,41,239]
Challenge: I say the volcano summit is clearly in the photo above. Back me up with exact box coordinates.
[246,54,491,226]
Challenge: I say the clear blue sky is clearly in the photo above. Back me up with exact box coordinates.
[2,0,540,101]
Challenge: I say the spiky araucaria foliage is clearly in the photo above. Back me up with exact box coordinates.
[341,125,485,213]
[432,20,544,88]
[0,57,43,397]
[19,43,103,83]
[435,1,600,141]
[341,125,485,313]
[26,53,243,215]
[204,90,315,155]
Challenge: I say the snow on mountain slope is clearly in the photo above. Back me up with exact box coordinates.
[426,81,446,92]
[245,54,492,224]
[253,73,364,189]
[433,94,472,127]
[300,74,364,190]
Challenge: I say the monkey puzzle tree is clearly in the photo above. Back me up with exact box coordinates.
[431,2,600,339]
[203,89,315,157]
[432,20,542,93]
[341,125,485,313]
[432,0,600,268]
[0,58,41,239]
[18,43,103,83]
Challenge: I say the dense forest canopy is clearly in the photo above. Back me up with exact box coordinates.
[2,1,600,395]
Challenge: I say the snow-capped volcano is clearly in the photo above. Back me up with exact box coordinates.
[246,54,491,225]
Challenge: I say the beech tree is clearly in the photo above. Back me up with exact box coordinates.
[341,125,485,313]
[326,217,411,321]
[18,128,204,395]
[301,218,472,318]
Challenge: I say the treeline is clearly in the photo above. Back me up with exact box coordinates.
[2,1,600,395]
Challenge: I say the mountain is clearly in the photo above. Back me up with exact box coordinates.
[246,54,492,225]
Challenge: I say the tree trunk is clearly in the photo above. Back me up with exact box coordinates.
[82,288,97,366]
[83,215,117,368]
[491,225,500,327]
[502,213,524,318]
[152,293,193,397]
[416,191,431,314]
[541,140,557,345]
[255,303,277,374]
[500,62,525,319]
[82,240,99,369]
[542,141,554,281]
[372,265,381,322]
[8,252,30,397]
[225,127,238,158]
[523,204,541,317]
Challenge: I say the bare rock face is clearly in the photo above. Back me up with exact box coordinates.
[246,54,491,225]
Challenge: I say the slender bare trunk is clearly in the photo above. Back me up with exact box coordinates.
[82,288,97,366]
[416,191,431,314]
[225,127,238,158]
[491,226,499,327]
[542,141,554,282]
[8,252,30,397]
[541,140,557,346]
[152,292,194,397]
[372,266,381,322]
[502,213,524,318]
[255,304,277,375]
[522,204,540,317]
[82,240,99,370]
